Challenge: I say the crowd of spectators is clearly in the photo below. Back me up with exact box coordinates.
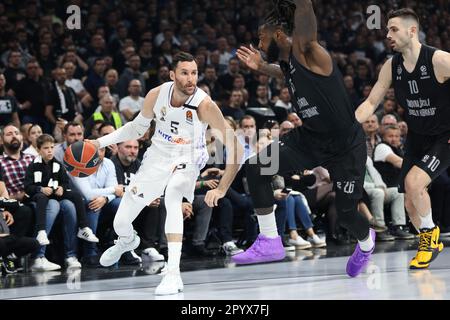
[1,0,450,274]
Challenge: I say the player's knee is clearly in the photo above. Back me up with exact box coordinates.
[404,174,424,196]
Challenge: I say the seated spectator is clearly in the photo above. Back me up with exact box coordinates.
[287,112,302,127]
[0,209,39,274]
[44,67,83,127]
[273,87,292,123]
[119,79,144,122]
[104,69,120,102]
[98,122,118,159]
[53,122,84,163]
[14,59,51,133]
[398,121,408,146]
[63,61,89,101]
[3,50,27,96]
[117,54,146,99]
[111,139,165,261]
[83,58,106,110]
[0,73,21,129]
[24,134,99,247]
[375,98,400,123]
[248,84,274,109]
[373,125,414,239]
[23,124,43,157]
[199,65,224,101]
[220,90,245,121]
[380,114,398,135]
[1,175,36,272]
[362,114,381,159]
[84,94,123,137]
[0,125,79,271]
[218,57,242,92]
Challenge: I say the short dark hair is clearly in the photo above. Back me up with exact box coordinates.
[37,134,55,149]
[387,8,419,24]
[98,122,115,134]
[63,121,83,135]
[171,51,196,70]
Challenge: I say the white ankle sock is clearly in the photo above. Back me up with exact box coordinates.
[420,210,435,229]
[358,231,374,252]
[257,212,278,238]
[168,242,182,273]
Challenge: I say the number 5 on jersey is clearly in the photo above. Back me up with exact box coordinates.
[170,121,180,134]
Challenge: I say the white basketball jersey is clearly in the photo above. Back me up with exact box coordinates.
[151,81,209,169]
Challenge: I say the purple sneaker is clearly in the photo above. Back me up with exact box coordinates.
[346,229,376,277]
[231,234,285,265]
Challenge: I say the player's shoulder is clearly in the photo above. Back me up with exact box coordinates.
[145,82,173,98]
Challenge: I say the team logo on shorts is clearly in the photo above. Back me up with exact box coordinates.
[160,106,167,122]
[186,110,193,124]
[131,186,138,195]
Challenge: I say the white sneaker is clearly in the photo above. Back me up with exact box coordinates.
[99,231,140,267]
[308,235,327,248]
[288,236,312,249]
[222,241,244,256]
[155,271,184,295]
[77,227,99,243]
[142,248,165,261]
[31,257,61,271]
[65,256,82,269]
[36,230,50,246]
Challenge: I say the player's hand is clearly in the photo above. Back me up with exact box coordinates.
[204,189,226,207]
[55,186,64,197]
[2,211,14,226]
[84,139,100,149]
[237,44,263,71]
[41,187,53,196]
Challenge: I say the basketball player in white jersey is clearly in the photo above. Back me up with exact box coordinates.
[356,8,450,269]
[87,52,243,295]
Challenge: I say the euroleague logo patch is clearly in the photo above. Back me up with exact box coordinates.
[186,110,193,124]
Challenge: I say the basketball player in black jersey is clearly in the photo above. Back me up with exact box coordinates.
[357,8,450,270]
[234,0,375,277]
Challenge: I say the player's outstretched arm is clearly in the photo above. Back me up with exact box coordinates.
[198,97,244,207]
[236,44,284,80]
[292,0,332,74]
[87,86,160,149]
[355,59,392,123]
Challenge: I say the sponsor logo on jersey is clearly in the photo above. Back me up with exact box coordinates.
[186,110,193,124]
[157,129,191,145]
[420,65,430,79]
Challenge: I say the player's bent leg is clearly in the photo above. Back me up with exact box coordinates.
[99,192,147,267]
[231,157,285,265]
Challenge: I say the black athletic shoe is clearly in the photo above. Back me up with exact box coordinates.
[376,231,395,242]
[188,244,217,257]
[1,258,17,274]
[120,251,142,265]
[391,226,415,240]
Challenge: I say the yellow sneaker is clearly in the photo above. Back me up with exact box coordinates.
[409,226,444,270]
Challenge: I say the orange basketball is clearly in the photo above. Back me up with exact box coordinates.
[63,141,100,177]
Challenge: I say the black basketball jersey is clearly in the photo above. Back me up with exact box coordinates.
[280,52,356,137]
[392,44,450,135]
